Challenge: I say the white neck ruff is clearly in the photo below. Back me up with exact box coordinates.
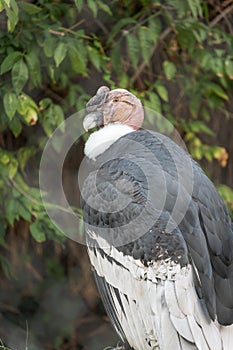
[84,123,134,160]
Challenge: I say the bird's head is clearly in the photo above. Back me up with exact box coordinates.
[83,86,144,132]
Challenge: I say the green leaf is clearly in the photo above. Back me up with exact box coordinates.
[17,147,36,170]
[5,198,18,226]
[17,93,38,116]
[0,0,5,11]
[0,149,10,165]
[87,0,97,17]
[201,108,210,122]
[191,145,203,160]
[139,26,152,64]
[9,158,18,179]
[19,1,41,14]
[97,1,112,15]
[154,82,168,102]
[118,73,129,88]
[217,184,233,213]
[18,203,31,221]
[0,221,6,247]
[44,35,57,58]
[225,59,233,80]
[30,221,46,243]
[5,5,18,32]
[189,120,215,136]
[3,91,18,120]
[211,57,224,78]
[41,114,53,137]
[0,255,14,279]
[145,92,161,114]
[53,104,64,128]
[48,64,55,84]
[9,115,22,137]
[4,0,11,7]
[25,49,42,87]
[12,59,28,94]
[207,82,228,100]
[24,108,38,126]
[54,42,67,68]
[177,25,195,50]
[39,98,52,110]
[126,33,139,68]
[17,94,38,125]
[68,45,87,75]
[42,104,64,137]
[88,46,101,70]
[187,0,203,18]
[108,18,136,43]
[0,162,8,179]
[148,17,161,43]
[150,93,161,114]
[163,61,177,80]
[14,173,30,193]
[74,0,84,12]
[111,42,121,72]
[0,51,22,74]
[166,0,188,17]
[10,0,18,15]
[189,93,201,118]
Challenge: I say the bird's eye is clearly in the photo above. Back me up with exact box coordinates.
[112,97,119,103]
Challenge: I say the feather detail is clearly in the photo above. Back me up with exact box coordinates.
[165,278,194,342]
[187,315,210,350]
[160,301,182,350]
[87,231,232,350]
[87,231,220,349]
[84,123,133,159]
[179,337,198,350]
[220,324,233,350]
[193,297,222,350]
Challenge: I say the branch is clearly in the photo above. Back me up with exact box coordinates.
[209,3,233,27]
[49,29,65,36]
[94,17,109,35]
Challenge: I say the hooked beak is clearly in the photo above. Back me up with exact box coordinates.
[83,111,104,132]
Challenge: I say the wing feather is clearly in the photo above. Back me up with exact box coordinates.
[174,269,195,316]
[193,297,222,350]
[221,325,233,350]
[160,302,182,350]
[88,233,226,350]
[187,315,210,350]
[165,266,222,350]
[179,337,197,350]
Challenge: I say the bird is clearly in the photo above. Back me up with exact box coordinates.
[80,86,233,350]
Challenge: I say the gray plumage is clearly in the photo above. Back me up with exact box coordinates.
[81,88,233,350]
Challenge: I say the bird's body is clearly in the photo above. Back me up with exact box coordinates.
[81,87,233,350]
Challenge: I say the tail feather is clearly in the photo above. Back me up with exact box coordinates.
[221,324,233,350]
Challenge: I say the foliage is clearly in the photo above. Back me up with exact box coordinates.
[0,0,233,258]
[0,0,233,348]
[217,184,233,218]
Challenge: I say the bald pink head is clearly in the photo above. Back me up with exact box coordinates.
[83,87,144,132]
[103,88,144,130]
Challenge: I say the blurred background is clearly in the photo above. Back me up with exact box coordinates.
[0,0,233,349]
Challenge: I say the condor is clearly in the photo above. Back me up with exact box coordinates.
[81,86,233,350]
